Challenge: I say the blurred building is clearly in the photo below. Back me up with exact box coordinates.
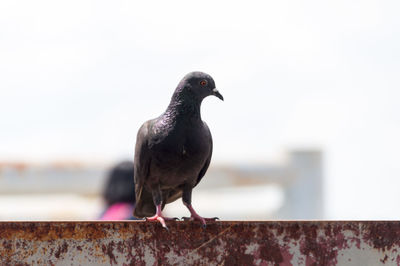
[0,150,323,220]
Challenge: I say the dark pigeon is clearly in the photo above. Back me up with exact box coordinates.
[133,71,223,228]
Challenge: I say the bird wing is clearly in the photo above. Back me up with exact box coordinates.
[133,120,155,217]
[194,122,213,187]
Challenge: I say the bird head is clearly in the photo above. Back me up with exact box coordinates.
[178,71,224,102]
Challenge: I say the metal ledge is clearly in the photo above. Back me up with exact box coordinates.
[1,221,399,265]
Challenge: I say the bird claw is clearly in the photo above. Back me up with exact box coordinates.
[198,217,219,222]
[181,216,193,221]
[181,216,219,228]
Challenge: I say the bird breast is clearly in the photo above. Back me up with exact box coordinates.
[149,133,210,187]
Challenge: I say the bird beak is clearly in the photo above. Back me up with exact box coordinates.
[212,88,224,101]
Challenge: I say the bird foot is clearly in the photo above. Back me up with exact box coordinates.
[183,203,219,228]
[181,216,219,228]
[182,216,219,221]
[145,215,179,229]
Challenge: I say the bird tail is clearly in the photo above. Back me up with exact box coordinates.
[134,188,156,218]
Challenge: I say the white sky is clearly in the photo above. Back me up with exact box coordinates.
[1,0,400,219]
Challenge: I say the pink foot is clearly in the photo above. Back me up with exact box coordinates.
[183,204,219,228]
[145,205,178,230]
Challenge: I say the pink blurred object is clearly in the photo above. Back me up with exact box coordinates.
[100,203,134,220]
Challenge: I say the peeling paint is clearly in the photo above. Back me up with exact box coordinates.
[0,221,400,265]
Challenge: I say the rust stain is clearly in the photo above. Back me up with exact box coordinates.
[362,222,400,251]
[54,241,68,259]
[0,221,400,265]
[0,222,108,241]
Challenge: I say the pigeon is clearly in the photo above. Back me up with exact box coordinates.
[133,71,223,229]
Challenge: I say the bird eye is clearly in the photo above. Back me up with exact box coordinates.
[200,80,207,86]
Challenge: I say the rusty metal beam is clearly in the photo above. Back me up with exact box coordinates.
[1,221,399,265]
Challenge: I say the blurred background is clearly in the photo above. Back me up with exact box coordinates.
[1,0,399,220]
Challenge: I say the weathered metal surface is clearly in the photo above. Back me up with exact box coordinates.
[1,221,400,265]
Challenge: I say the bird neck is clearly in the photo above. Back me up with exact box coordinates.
[165,91,203,123]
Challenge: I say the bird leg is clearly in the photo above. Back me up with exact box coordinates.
[145,186,178,229]
[182,185,218,227]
